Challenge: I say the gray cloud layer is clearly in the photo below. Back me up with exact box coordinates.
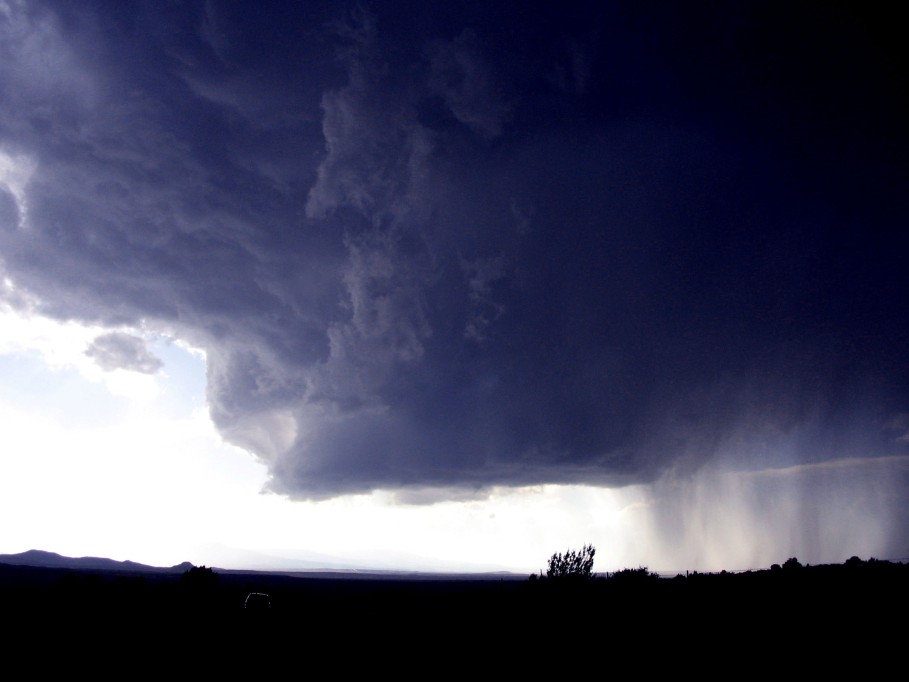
[85,332,163,374]
[1,1,906,500]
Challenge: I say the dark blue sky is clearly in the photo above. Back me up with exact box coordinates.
[1,1,906,509]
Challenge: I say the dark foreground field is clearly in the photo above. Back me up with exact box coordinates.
[2,557,906,674]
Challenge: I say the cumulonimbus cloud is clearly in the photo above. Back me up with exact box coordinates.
[0,1,906,502]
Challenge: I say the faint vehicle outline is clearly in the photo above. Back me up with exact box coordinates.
[243,592,272,610]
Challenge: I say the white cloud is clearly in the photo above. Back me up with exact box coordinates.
[0,307,165,401]
[0,148,35,228]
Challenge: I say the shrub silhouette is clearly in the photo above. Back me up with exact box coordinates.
[782,557,803,571]
[845,555,863,568]
[546,544,596,581]
[610,566,659,583]
[180,565,219,589]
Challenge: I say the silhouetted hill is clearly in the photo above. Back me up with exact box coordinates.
[0,549,193,573]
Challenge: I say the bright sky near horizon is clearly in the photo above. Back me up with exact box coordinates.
[1,1,907,575]
[1,304,904,574]
[0,304,658,573]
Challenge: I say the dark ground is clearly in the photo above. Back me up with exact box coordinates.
[3,558,905,674]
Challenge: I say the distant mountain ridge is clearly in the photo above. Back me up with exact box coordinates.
[0,549,521,580]
[0,549,194,573]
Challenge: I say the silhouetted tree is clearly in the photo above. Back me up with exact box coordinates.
[180,565,219,589]
[546,544,595,581]
[782,557,803,571]
[178,566,220,613]
[845,556,863,568]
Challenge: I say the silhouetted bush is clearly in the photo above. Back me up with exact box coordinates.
[180,565,219,589]
[609,566,659,583]
[545,544,596,581]
[845,555,863,568]
[782,557,803,571]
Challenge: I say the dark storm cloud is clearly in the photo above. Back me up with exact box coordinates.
[0,1,906,500]
[85,331,163,374]
[0,187,18,228]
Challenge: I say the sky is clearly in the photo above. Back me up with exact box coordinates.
[1,0,907,575]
